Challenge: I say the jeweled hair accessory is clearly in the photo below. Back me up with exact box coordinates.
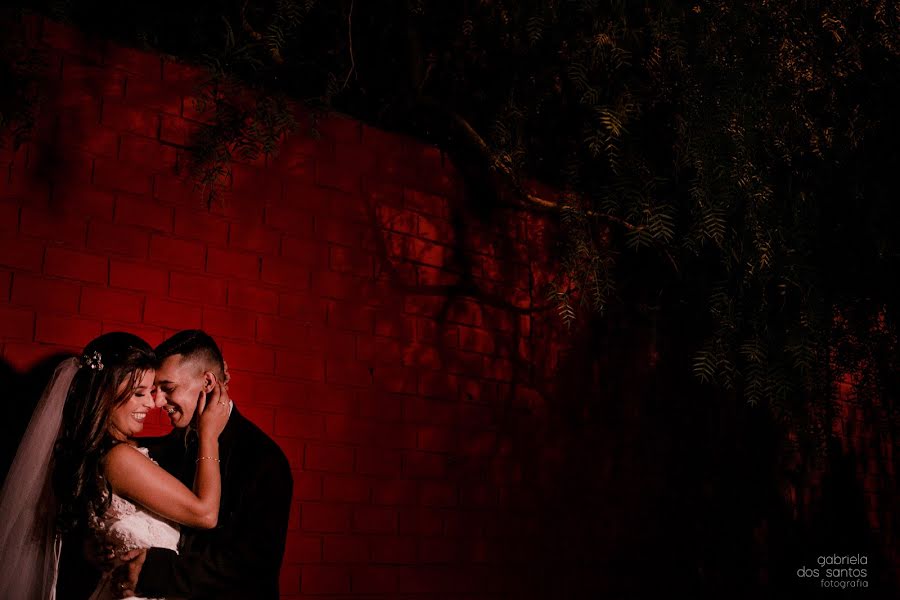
[79,351,104,371]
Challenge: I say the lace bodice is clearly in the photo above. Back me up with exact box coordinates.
[87,446,180,600]
[89,447,181,554]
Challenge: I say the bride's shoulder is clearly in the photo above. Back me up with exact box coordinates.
[104,443,152,469]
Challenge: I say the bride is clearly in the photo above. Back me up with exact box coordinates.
[0,332,230,599]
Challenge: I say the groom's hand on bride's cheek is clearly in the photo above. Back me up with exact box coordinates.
[111,549,147,598]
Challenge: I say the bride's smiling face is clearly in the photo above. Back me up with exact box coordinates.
[107,369,157,441]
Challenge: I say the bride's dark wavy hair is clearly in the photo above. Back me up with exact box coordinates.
[52,332,157,534]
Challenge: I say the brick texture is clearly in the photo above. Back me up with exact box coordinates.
[2,16,896,600]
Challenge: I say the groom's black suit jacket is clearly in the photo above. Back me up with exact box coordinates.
[137,407,293,600]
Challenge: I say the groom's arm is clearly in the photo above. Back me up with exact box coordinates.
[134,450,293,597]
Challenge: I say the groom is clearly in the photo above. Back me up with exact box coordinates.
[112,329,293,599]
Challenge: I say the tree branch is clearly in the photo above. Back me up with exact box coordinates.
[340,0,355,90]
[241,0,285,64]
[418,96,641,232]
[363,195,554,315]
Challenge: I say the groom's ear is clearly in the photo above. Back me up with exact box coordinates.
[201,370,218,392]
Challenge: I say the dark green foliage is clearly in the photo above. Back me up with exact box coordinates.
[4,1,899,461]
[0,10,44,150]
[183,50,298,204]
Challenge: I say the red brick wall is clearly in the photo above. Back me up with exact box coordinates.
[1,16,562,599]
[3,15,897,597]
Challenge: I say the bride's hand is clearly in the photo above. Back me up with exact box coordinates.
[83,535,116,571]
[110,549,147,598]
[197,382,230,440]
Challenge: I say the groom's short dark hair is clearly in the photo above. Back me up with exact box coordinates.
[156,329,225,380]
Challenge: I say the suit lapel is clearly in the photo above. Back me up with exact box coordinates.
[216,409,243,520]
[177,409,243,555]
[218,408,241,477]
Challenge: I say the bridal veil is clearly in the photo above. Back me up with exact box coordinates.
[0,358,79,599]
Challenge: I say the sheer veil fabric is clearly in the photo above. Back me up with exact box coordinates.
[0,358,79,599]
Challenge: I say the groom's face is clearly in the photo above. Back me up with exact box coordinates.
[155,354,204,428]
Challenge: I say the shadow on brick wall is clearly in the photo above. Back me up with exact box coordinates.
[495,312,899,599]
[0,353,72,482]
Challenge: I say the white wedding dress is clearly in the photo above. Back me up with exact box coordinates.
[88,447,180,600]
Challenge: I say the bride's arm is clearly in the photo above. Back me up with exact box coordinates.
[104,388,229,529]
[104,436,220,529]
